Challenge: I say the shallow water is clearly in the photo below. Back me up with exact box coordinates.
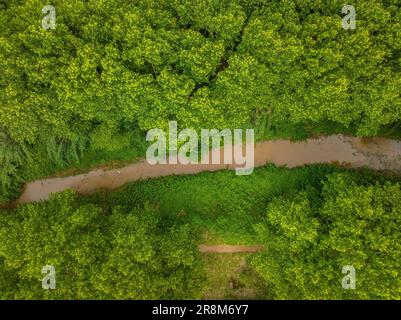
[13,135,401,205]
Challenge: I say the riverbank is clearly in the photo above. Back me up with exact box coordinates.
[9,135,401,206]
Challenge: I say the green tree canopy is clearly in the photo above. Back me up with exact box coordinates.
[252,173,401,299]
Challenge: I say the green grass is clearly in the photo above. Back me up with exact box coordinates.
[82,163,400,298]
[260,119,355,141]
[84,163,401,245]
[85,164,344,244]
[0,130,148,204]
[201,253,269,300]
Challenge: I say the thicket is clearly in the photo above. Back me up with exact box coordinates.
[1,0,401,202]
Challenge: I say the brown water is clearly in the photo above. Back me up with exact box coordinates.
[13,135,401,205]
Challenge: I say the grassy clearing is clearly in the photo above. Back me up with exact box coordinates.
[201,253,268,300]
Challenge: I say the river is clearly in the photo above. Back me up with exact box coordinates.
[12,135,401,206]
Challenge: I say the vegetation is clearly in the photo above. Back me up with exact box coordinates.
[1,0,401,202]
[201,253,268,300]
[0,0,400,301]
[1,165,400,299]
[252,172,401,299]
[89,164,344,244]
[0,191,204,299]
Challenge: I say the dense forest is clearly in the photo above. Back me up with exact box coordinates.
[0,0,401,300]
[1,0,401,202]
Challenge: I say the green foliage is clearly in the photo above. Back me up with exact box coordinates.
[0,191,106,299]
[93,205,204,299]
[90,123,131,152]
[0,191,204,299]
[0,0,401,201]
[252,173,401,299]
[0,0,401,300]
[240,0,401,136]
[1,164,401,299]
[89,164,340,244]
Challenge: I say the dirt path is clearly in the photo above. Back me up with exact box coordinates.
[12,135,401,205]
[199,245,264,253]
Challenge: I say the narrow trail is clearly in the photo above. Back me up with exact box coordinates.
[199,245,264,253]
[12,135,401,206]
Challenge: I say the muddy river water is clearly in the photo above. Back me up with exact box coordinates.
[13,135,401,205]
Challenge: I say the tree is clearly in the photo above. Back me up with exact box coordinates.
[3,0,398,143]
[252,173,401,299]
[0,191,204,299]
[0,0,400,201]
[0,191,107,299]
